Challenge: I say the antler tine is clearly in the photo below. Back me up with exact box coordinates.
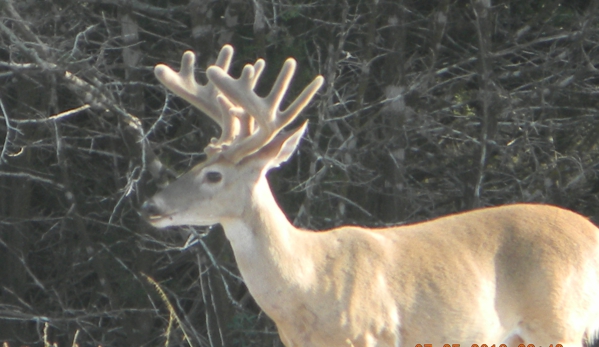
[155,45,248,154]
[154,45,233,126]
[278,71,324,129]
[206,58,324,163]
[232,59,266,140]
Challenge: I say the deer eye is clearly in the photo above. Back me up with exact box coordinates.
[205,171,222,183]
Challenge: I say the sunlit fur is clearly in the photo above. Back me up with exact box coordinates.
[144,126,599,347]
[143,45,599,347]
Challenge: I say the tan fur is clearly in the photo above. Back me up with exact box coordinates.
[144,46,599,347]
[146,160,599,347]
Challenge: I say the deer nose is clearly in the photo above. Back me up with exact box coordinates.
[141,199,161,217]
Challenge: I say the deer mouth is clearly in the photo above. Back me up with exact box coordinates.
[143,212,177,228]
[147,213,170,222]
[140,200,175,226]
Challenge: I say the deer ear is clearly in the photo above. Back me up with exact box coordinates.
[246,121,308,171]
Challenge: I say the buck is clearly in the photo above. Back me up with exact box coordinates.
[142,45,599,347]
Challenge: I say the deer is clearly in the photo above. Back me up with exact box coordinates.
[141,45,599,347]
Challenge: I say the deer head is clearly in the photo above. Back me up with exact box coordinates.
[141,45,323,228]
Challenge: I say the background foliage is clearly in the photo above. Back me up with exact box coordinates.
[1,0,599,346]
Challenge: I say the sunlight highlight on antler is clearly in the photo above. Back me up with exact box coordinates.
[207,57,324,162]
[154,45,323,163]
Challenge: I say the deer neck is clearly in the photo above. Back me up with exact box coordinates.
[220,175,315,306]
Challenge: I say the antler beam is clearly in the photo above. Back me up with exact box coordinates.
[155,45,323,162]
[154,45,263,154]
[207,58,324,162]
